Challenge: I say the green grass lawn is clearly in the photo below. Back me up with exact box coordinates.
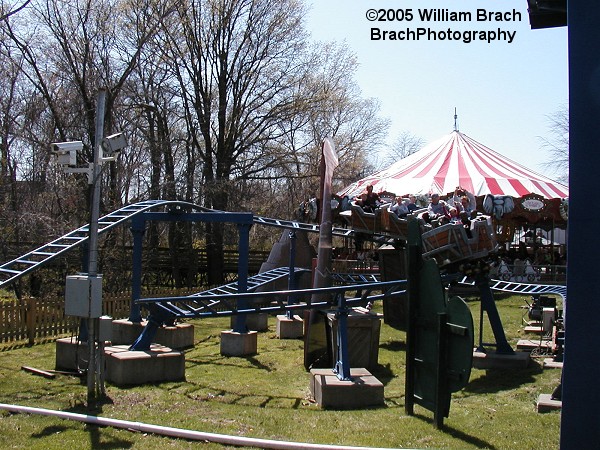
[0,293,561,449]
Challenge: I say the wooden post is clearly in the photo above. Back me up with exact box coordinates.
[26,297,36,345]
[434,312,448,429]
[404,241,418,416]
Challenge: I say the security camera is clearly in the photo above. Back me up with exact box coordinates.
[50,141,83,166]
[50,141,84,154]
[101,132,127,157]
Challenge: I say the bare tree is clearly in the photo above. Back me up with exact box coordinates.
[0,0,31,21]
[257,41,389,217]
[0,0,178,292]
[1,0,391,289]
[540,105,569,185]
[2,0,175,210]
[381,130,424,167]
[162,0,316,283]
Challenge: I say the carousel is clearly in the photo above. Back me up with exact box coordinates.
[331,130,569,273]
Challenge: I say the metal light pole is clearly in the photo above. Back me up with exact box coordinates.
[52,89,126,406]
[87,88,106,404]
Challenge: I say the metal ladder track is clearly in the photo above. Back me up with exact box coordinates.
[0,197,506,292]
[138,275,407,319]
[0,199,374,290]
[332,272,381,284]
[146,267,311,318]
[479,278,567,301]
[0,200,202,289]
[252,215,355,238]
[332,272,567,301]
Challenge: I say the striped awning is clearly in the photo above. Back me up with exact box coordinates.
[338,130,569,199]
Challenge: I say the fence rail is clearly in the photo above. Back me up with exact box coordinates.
[0,288,195,346]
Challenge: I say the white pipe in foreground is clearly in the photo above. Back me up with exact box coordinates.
[0,403,404,450]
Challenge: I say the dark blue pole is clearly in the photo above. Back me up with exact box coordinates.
[233,223,250,333]
[561,2,600,446]
[129,214,145,323]
[129,313,162,351]
[286,231,297,319]
[476,278,513,354]
[334,293,352,381]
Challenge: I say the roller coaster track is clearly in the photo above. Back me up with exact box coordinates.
[0,200,201,289]
[137,276,407,320]
[1,199,565,302]
[331,271,567,302]
[331,270,567,301]
[132,268,565,326]
[331,272,381,284]
[253,215,359,239]
[459,277,567,301]
[149,266,311,318]
[0,200,358,291]
[336,272,568,301]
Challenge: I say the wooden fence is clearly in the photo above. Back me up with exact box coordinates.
[0,288,195,346]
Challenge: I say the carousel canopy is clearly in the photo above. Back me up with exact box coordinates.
[338,130,569,200]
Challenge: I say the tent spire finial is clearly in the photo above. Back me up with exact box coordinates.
[454,107,459,132]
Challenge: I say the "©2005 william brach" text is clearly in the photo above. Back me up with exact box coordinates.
[366,8,522,44]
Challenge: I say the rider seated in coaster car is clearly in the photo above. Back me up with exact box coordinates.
[354,184,381,213]
[459,211,473,238]
[426,193,451,226]
[448,186,478,219]
[390,196,410,218]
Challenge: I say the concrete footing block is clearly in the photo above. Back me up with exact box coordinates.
[524,325,544,334]
[55,337,88,371]
[111,319,195,349]
[230,314,269,332]
[220,330,258,356]
[110,319,144,345]
[276,315,304,339]
[473,349,530,369]
[309,368,384,409]
[516,339,552,352]
[155,323,195,349]
[104,344,185,386]
[543,358,563,369]
[537,393,562,413]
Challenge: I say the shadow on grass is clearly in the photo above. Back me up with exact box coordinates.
[23,397,135,449]
[465,362,544,394]
[0,337,62,352]
[184,354,274,372]
[159,377,309,409]
[31,424,71,437]
[245,355,273,372]
[32,423,133,449]
[379,339,406,352]
[409,412,498,449]
[78,420,134,449]
[370,362,396,386]
[441,421,498,450]
[31,423,134,449]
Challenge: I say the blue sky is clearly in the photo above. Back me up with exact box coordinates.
[305,0,568,176]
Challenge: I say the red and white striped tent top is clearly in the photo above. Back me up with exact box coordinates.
[338,130,569,199]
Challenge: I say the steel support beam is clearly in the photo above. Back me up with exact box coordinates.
[561,2,600,446]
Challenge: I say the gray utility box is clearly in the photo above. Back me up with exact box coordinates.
[65,274,103,318]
